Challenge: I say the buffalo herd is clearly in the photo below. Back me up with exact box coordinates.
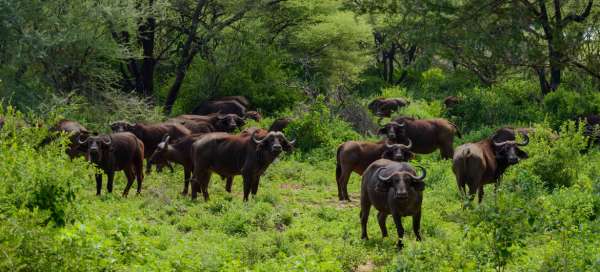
[14,94,600,250]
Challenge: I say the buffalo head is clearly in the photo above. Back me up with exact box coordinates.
[244,111,262,122]
[252,131,295,155]
[215,114,244,132]
[492,132,529,165]
[381,139,414,162]
[374,166,426,198]
[78,134,112,163]
[378,121,406,141]
[148,134,170,166]
[110,121,134,133]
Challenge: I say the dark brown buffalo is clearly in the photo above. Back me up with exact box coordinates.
[190,130,294,201]
[211,96,250,108]
[268,117,292,132]
[443,96,460,108]
[243,111,262,122]
[78,132,145,196]
[171,113,244,133]
[110,121,191,172]
[192,100,247,116]
[167,118,215,134]
[380,117,462,159]
[148,134,242,195]
[39,119,90,158]
[361,160,426,249]
[368,98,409,118]
[452,129,529,203]
[335,139,414,201]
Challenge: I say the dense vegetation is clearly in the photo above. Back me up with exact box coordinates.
[1,0,600,271]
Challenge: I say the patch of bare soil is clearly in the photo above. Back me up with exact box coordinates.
[354,260,375,272]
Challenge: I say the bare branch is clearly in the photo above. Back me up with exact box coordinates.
[563,0,593,25]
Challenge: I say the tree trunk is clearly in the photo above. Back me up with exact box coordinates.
[164,0,206,114]
[138,2,156,97]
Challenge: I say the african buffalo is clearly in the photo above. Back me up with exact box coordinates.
[452,128,529,203]
[110,121,191,173]
[268,117,292,132]
[39,119,90,158]
[368,98,409,118]
[336,139,414,201]
[380,117,462,159]
[190,130,294,201]
[78,132,145,196]
[192,100,247,116]
[148,134,235,195]
[211,96,250,108]
[361,160,426,249]
[171,113,244,133]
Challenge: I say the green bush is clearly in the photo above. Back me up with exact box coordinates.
[451,79,543,132]
[520,122,588,190]
[286,96,359,157]
[543,88,600,129]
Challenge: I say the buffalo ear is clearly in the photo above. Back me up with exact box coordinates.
[377,127,388,136]
[405,151,415,161]
[516,147,528,159]
[412,181,425,191]
[282,139,294,152]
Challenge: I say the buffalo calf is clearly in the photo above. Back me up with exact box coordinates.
[361,160,426,249]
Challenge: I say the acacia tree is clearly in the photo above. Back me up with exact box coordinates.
[518,0,596,94]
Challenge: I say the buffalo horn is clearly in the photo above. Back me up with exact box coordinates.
[517,132,529,146]
[252,130,267,144]
[102,136,112,145]
[77,134,90,145]
[376,167,394,181]
[408,166,426,181]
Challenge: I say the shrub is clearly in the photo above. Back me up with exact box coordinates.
[543,88,600,129]
[286,96,359,157]
[451,79,543,132]
[520,122,587,190]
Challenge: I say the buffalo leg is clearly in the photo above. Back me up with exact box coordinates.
[242,174,253,201]
[440,144,454,160]
[225,177,233,193]
[338,167,352,201]
[477,186,485,203]
[107,171,115,194]
[467,184,477,202]
[145,159,153,174]
[412,212,422,241]
[201,172,211,201]
[135,161,144,195]
[191,171,210,201]
[182,168,191,195]
[251,177,260,196]
[377,212,388,238]
[360,193,371,240]
[123,167,135,197]
[392,214,405,249]
[95,174,103,195]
